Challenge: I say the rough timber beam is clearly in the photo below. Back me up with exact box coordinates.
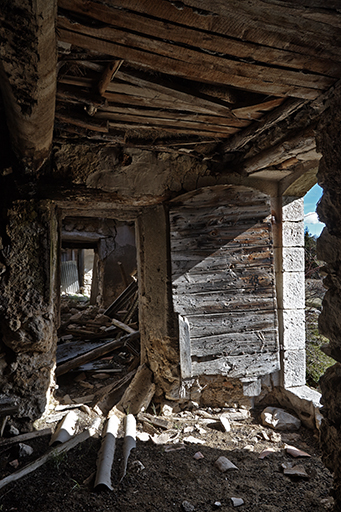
[0,0,57,172]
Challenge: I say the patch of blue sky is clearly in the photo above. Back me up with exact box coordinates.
[304,183,325,237]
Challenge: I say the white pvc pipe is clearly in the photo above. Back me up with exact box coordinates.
[94,415,120,491]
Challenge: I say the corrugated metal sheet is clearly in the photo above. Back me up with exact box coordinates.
[61,260,79,294]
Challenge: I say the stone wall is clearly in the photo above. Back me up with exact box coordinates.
[0,200,59,419]
[315,84,341,508]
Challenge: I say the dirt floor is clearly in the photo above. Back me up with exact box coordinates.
[0,401,334,512]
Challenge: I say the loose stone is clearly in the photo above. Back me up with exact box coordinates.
[261,407,301,431]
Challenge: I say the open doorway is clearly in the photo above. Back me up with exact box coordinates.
[56,215,139,412]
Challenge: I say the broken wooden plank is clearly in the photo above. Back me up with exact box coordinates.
[56,331,140,376]
[105,318,137,335]
[104,280,138,318]
[0,428,52,448]
[93,370,137,416]
[223,97,306,152]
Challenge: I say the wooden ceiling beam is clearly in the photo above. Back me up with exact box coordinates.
[57,17,333,99]
[0,0,57,171]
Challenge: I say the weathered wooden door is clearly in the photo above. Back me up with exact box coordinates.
[170,185,279,380]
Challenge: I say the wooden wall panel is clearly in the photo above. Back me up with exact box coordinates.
[170,185,279,379]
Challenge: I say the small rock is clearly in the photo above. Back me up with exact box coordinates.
[215,456,238,472]
[9,459,19,468]
[195,425,207,435]
[261,407,301,431]
[183,436,205,445]
[181,500,195,512]
[243,445,254,452]
[213,502,222,508]
[193,451,204,460]
[231,497,244,507]
[19,443,34,457]
[9,425,20,436]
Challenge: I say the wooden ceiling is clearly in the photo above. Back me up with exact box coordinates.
[2,0,341,187]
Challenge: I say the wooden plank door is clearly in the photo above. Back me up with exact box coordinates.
[170,185,279,379]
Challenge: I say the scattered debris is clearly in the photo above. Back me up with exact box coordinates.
[219,414,231,432]
[215,456,238,472]
[213,502,222,508]
[231,497,244,507]
[183,436,205,445]
[284,444,311,458]
[193,451,204,460]
[261,407,301,431]
[136,432,150,442]
[258,448,276,459]
[283,464,309,479]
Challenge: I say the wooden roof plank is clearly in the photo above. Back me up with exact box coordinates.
[96,112,239,134]
[96,106,249,129]
[58,0,341,77]
[58,0,341,60]
[107,121,230,137]
[57,21,331,99]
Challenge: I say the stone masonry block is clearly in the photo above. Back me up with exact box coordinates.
[282,247,304,272]
[282,309,305,350]
[282,221,304,247]
[282,272,305,309]
[282,197,304,222]
[282,349,306,388]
